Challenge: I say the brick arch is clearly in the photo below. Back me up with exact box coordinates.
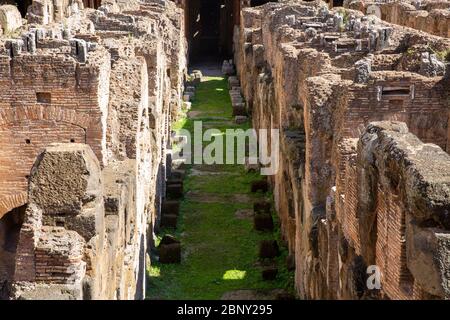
[0,104,105,163]
[0,192,27,221]
[0,107,96,219]
[0,105,95,129]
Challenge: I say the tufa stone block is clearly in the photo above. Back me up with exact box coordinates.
[159,236,181,264]
[161,214,178,229]
[262,267,278,281]
[162,200,180,216]
[251,179,269,193]
[254,213,274,232]
[166,184,183,199]
[254,201,271,214]
[259,240,280,259]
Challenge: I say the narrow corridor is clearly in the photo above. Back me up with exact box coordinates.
[147,64,295,300]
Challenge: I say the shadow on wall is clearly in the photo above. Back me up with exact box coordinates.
[250,0,276,7]
[0,205,26,300]
[0,0,32,17]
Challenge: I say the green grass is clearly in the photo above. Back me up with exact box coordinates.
[146,76,295,300]
[184,168,261,195]
[191,77,233,117]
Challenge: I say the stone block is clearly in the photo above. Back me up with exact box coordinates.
[162,200,180,216]
[161,214,178,229]
[232,100,245,107]
[167,179,183,187]
[171,169,186,181]
[172,159,187,170]
[251,179,269,193]
[159,235,181,264]
[235,116,248,124]
[262,267,278,281]
[259,240,280,259]
[406,218,450,298]
[184,91,195,99]
[228,77,240,88]
[233,105,247,117]
[192,70,203,78]
[222,60,235,75]
[166,184,183,199]
[245,157,260,172]
[254,213,274,232]
[254,201,271,214]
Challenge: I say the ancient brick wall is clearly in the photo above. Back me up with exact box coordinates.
[0,46,110,217]
[0,0,187,300]
[345,0,450,38]
[234,1,450,299]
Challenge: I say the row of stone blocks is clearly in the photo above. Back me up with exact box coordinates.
[222,59,235,76]
[250,177,297,282]
[158,167,186,264]
[229,79,249,124]
[250,178,281,281]
[158,66,200,265]
[183,70,202,103]
[223,60,249,125]
[5,26,95,63]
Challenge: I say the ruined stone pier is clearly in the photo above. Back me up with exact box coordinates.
[234,0,450,300]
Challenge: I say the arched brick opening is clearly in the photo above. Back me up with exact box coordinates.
[0,114,88,210]
[0,204,26,300]
[0,192,27,221]
[0,105,104,163]
[3,0,32,17]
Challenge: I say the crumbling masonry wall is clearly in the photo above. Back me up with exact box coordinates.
[0,0,187,299]
[345,0,449,38]
[234,0,450,299]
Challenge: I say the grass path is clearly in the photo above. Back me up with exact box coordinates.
[146,75,294,300]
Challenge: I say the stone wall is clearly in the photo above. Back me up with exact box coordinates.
[234,0,450,299]
[345,0,450,38]
[0,4,23,35]
[0,0,187,299]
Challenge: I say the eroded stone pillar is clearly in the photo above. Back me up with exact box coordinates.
[12,143,104,300]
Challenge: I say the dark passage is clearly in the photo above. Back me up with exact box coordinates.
[0,205,26,300]
[185,0,241,63]
[3,0,32,17]
[199,0,220,56]
[251,0,274,6]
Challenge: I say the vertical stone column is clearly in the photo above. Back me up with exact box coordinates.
[12,143,105,300]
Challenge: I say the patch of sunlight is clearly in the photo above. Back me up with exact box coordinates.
[173,117,188,131]
[154,235,162,247]
[215,88,224,92]
[223,269,247,280]
[149,265,161,277]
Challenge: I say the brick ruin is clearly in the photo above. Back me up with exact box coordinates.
[0,0,186,299]
[234,1,450,300]
[0,0,449,300]
[345,0,449,38]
